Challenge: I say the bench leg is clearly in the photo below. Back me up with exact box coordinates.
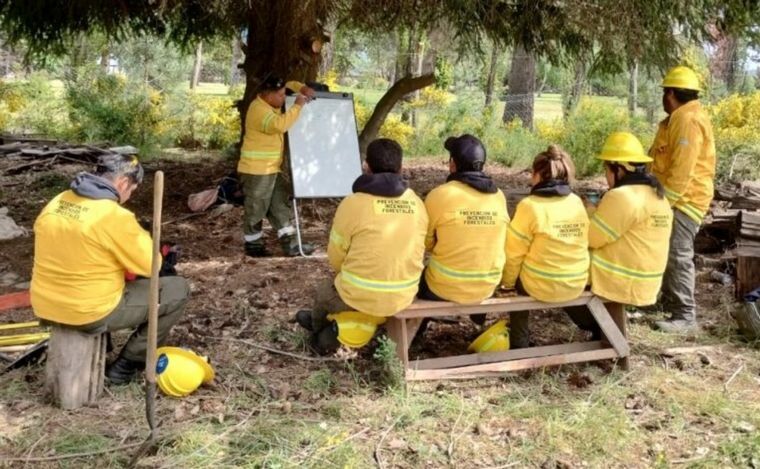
[385,317,409,371]
[587,298,630,358]
[606,302,629,371]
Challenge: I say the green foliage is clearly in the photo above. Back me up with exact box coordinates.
[0,73,71,136]
[708,91,760,183]
[168,90,240,150]
[65,65,168,152]
[373,336,403,389]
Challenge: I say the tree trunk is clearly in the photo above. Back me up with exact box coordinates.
[400,26,419,124]
[359,73,435,156]
[484,43,500,107]
[562,59,588,119]
[99,46,109,72]
[502,44,536,129]
[190,41,203,90]
[627,59,638,118]
[230,38,241,87]
[238,4,326,146]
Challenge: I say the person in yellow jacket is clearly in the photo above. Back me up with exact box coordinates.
[502,145,589,348]
[239,74,316,257]
[31,154,189,385]
[649,66,716,333]
[565,132,673,338]
[419,134,508,329]
[295,139,428,354]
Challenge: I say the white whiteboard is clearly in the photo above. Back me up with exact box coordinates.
[285,92,362,198]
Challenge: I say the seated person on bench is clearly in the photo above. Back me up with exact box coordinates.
[296,139,428,354]
[501,145,589,348]
[418,134,508,322]
[566,132,673,335]
[31,154,189,385]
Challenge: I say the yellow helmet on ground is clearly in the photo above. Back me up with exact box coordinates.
[661,66,701,91]
[156,347,215,398]
[468,320,510,353]
[326,311,386,348]
[598,132,653,164]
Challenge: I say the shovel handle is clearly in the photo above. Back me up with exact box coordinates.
[145,170,163,433]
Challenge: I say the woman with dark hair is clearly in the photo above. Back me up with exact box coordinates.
[502,145,590,348]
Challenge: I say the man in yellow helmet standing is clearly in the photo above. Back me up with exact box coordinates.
[650,66,716,333]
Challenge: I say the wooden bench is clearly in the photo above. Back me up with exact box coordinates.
[385,292,628,381]
[45,326,107,409]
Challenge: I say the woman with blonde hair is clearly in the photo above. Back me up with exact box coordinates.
[502,145,590,348]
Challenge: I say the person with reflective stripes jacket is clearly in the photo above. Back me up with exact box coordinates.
[502,145,589,348]
[295,139,428,354]
[420,134,509,305]
[237,75,316,257]
[649,66,716,333]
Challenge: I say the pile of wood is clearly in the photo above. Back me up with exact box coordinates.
[0,135,134,176]
[700,181,760,299]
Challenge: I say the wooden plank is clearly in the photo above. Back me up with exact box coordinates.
[406,348,619,381]
[737,255,760,299]
[385,317,409,368]
[397,292,593,319]
[0,291,31,312]
[587,298,629,357]
[411,341,606,370]
[45,326,106,409]
[605,302,629,370]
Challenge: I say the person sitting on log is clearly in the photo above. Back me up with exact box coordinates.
[501,145,590,348]
[30,153,189,385]
[295,139,428,354]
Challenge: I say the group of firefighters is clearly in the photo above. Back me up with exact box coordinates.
[27,65,714,384]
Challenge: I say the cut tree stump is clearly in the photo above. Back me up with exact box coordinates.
[45,326,106,409]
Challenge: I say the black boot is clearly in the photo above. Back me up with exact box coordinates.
[245,240,269,257]
[296,310,314,331]
[106,355,145,385]
[311,323,341,355]
[280,234,315,257]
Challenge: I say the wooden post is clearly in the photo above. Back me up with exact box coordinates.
[45,326,106,409]
[606,302,629,371]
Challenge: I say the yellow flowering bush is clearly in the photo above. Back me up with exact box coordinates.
[170,92,239,149]
[354,100,415,148]
[708,92,760,181]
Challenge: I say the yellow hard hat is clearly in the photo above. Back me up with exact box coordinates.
[468,320,510,353]
[326,311,386,348]
[155,347,215,398]
[661,66,701,91]
[598,132,653,164]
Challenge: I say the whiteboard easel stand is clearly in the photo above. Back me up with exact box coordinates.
[291,197,308,257]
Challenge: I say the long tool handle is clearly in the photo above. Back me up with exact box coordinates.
[146,170,164,440]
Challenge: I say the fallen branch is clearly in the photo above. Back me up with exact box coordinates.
[2,442,143,462]
[723,362,745,392]
[659,346,716,357]
[374,415,401,469]
[206,336,343,362]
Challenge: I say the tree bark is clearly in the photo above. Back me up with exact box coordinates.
[484,43,500,107]
[562,59,588,119]
[238,4,326,145]
[627,59,638,118]
[230,38,241,87]
[190,41,203,89]
[502,44,536,129]
[99,46,109,72]
[359,73,435,156]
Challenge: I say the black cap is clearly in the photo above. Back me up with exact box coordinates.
[445,134,486,171]
[260,75,286,91]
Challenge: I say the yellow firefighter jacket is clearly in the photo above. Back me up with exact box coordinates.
[650,100,716,223]
[238,81,305,175]
[424,181,509,303]
[328,186,428,317]
[502,193,589,302]
[588,184,673,306]
[31,191,153,325]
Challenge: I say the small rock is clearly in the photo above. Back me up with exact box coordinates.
[13,281,30,290]
[697,352,711,366]
[736,421,756,433]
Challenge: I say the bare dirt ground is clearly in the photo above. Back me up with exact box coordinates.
[1,155,759,468]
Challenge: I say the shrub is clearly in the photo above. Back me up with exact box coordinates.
[65,66,167,152]
[168,91,239,149]
[708,92,760,183]
[0,74,72,138]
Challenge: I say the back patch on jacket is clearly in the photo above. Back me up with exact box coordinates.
[456,209,500,226]
[373,198,417,215]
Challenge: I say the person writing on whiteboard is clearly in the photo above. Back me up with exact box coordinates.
[239,74,316,257]
[294,139,428,354]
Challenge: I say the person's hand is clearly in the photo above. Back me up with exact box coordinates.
[295,94,308,106]
[299,85,316,100]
